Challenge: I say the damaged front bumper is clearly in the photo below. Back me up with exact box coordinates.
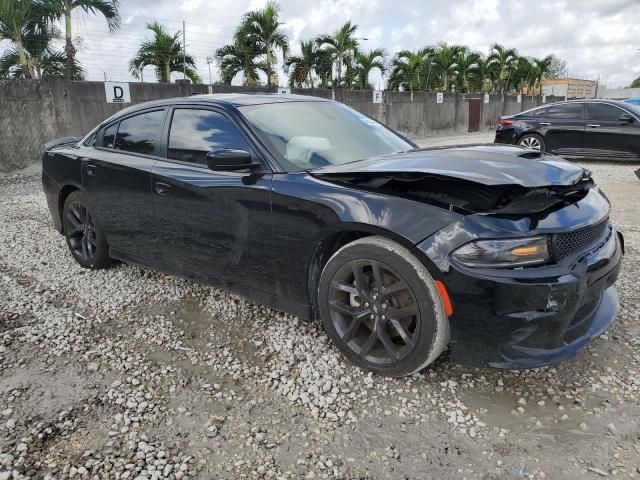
[417,224,623,369]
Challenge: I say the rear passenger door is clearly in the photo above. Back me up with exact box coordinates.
[83,109,166,257]
[539,103,585,156]
[584,103,640,161]
[151,106,275,293]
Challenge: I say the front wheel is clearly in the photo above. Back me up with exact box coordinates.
[63,190,111,269]
[318,236,449,377]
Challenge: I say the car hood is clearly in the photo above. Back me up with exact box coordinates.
[312,144,589,188]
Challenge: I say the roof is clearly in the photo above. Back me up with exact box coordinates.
[514,98,636,117]
[103,93,330,125]
[192,93,330,106]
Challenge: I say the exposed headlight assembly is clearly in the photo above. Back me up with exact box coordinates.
[452,237,550,268]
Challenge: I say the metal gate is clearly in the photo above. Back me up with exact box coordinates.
[468,98,481,132]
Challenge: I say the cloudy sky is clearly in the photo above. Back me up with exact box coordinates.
[3,0,640,87]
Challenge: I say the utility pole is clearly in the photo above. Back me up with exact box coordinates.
[182,20,186,80]
[207,57,213,85]
[426,62,433,92]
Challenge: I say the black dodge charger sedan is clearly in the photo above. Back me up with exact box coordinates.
[494,99,640,161]
[42,94,623,376]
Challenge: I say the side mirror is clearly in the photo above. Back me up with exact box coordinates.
[620,114,634,124]
[206,149,258,171]
[396,130,409,139]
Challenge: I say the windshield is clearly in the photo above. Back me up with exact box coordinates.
[625,102,640,116]
[239,101,414,171]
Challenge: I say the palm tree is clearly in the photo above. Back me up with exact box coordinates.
[285,40,317,87]
[0,28,85,79]
[129,22,200,84]
[432,43,462,91]
[215,35,268,86]
[315,21,359,87]
[511,56,534,94]
[487,43,518,93]
[354,48,386,89]
[43,0,120,80]
[387,48,432,93]
[0,0,45,78]
[235,1,288,86]
[314,47,333,88]
[531,55,554,95]
[453,47,481,93]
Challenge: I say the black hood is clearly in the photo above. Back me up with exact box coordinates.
[313,144,590,188]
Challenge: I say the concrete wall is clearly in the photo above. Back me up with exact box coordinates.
[0,78,555,172]
[604,87,640,99]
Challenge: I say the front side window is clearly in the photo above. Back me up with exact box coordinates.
[114,110,164,155]
[102,123,118,148]
[545,103,583,119]
[168,109,251,165]
[239,101,413,171]
[588,103,626,122]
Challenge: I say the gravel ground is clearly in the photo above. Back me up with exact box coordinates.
[1,135,639,479]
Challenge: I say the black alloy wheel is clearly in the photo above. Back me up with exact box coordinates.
[66,201,97,262]
[328,259,420,365]
[63,191,111,269]
[319,236,449,377]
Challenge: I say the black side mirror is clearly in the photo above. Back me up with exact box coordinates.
[206,149,259,171]
[396,130,409,139]
[620,113,634,124]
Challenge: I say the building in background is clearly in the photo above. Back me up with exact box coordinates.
[542,78,598,99]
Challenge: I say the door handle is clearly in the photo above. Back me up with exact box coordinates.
[539,122,551,126]
[86,164,98,176]
[587,124,600,128]
[155,182,172,195]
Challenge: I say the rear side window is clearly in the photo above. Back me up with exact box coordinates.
[102,123,118,148]
[167,109,251,165]
[545,103,583,119]
[115,110,164,155]
[588,103,626,121]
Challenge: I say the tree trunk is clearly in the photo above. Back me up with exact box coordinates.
[165,62,171,83]
[266,48,273,86]
[337,53,343,87]
[15,37,33,79]
[64,11,75,80]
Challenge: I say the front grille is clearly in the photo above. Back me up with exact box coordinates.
[554,218,609,261]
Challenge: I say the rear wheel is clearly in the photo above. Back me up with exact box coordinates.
[63,190,111,269]
[318,236,449,377]
[517,133,545,151]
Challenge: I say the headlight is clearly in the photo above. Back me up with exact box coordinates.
[451,237,550,268]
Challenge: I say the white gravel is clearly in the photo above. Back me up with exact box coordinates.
[1,142,639,478]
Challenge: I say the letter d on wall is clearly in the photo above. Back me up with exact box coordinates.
[105,81,131,104]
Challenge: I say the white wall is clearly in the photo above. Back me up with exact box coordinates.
[604,88,640,99]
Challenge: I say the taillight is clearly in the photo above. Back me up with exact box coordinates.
[498,119,515,126]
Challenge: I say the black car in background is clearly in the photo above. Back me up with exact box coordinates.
[494,99,640,161]
[42,94,623,376]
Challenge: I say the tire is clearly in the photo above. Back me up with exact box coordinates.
[517,133,545,151]
[318,236,449,377]
[62,190,111,269]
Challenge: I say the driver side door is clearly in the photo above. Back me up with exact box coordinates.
[584,102,640,161]
[151,106,275,294]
